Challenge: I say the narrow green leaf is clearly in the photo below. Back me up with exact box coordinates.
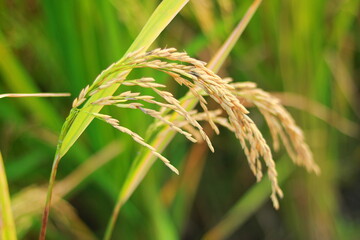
[0,151,17,240]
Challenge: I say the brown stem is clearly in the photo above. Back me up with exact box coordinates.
[39,154,61,240]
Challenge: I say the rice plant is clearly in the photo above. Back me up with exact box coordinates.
[41,45,318,240]
[1,0,359,239]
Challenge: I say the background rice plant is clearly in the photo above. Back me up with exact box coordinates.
[0,0,359,239]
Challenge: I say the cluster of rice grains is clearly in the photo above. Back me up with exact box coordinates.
[72,48,319,209]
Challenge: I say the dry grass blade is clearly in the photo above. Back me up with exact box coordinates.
[0,93,70,99]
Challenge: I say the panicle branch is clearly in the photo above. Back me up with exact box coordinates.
[92,113,179,175]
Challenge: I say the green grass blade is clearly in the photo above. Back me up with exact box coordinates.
[0,151,17,240]
[202,157,294,240]
[125,0,188,54]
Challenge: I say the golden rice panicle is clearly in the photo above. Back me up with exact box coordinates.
[122,48,284,207]
[232,82,320,175]
[71,48,316,208]
[130,48,283,207]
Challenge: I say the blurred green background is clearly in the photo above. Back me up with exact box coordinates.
[0,0,359,239]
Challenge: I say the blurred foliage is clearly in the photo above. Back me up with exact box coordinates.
[0,0,359,239]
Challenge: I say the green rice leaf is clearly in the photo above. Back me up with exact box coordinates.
[0,151,17,240]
